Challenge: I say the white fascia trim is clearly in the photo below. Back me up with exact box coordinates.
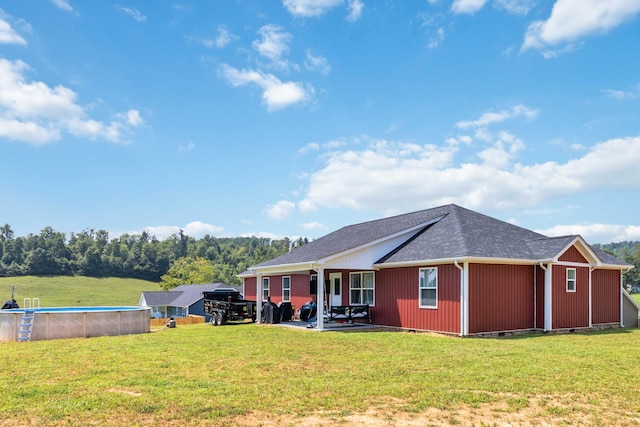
[317,216,446,265]
[374,256,540,269]
[555,236,601,265]
[245,262,323,277]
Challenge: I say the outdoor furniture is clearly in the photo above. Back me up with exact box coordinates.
[329,305,371,323]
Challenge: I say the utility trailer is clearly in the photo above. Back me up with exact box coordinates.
[203,289,257,326]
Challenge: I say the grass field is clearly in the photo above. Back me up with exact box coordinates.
[1,323,640,426]
[0,276,160,307]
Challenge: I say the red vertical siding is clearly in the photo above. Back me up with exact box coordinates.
[376,265,460,334]
[244,277,256,300]
[468,264,535,334]
[592,269,620,324]
[552,265,589,329]
[558,245,588,263]
[536,265,545,329]
[243,274,313,311]
[289,274,314,313]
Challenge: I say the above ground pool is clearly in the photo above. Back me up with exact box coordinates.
[0,306,151,342]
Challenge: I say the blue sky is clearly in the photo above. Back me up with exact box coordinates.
[1,0,639,244]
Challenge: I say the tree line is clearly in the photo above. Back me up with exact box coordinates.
[0,223,638,288]
[594,241,640,288]
[0,224,308,287]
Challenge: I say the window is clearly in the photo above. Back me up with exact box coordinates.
[350,272,374,305]
[419,267,438,308]
[262,277,270,300]
[566,268,576,292]
[282,276,291,302]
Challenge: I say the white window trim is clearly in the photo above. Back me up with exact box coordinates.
[419,267,438,309]
[566,268,576,293]
[263,277,270,300]
[282,276,291,302]
[349,271,375,306]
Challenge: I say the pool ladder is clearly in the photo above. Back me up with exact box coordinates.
[18,298,40,342]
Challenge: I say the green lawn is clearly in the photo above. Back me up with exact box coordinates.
[1,324,640,426]
[633,293,640,306]
[0,276,160,307]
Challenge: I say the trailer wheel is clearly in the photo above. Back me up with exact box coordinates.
[210,313,217,326]
[215,312,223,326]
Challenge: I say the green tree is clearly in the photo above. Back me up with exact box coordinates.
[159,256,215,290]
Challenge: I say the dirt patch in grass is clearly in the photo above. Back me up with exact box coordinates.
[219,395,640,427]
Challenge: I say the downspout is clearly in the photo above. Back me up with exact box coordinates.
[540,262,552,332]
[454,260,467,337]
[589,267,595,328]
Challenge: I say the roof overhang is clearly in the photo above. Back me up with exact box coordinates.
[243,215,446,277]
[553,235,602,265]
[373,256,542,269]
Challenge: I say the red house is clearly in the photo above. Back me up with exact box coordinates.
[241,204,636,335]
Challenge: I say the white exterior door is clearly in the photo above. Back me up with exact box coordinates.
[329,273,342,307]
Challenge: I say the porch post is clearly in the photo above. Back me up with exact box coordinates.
[316,267,325,330]
[544,263,552,331]
[256,272,263,324]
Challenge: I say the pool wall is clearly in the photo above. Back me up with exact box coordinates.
[0,307,152,342]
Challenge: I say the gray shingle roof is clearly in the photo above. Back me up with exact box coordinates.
[253,205,453,268]
[248,204,632,270]
[378,205,546,263]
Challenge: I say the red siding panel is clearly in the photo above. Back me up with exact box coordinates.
[558,245,588,263]
[592,269,620,324]
[244,277,256,300]
[552,265,589,329]
[536,266,545,329]
[376,265,460,334]
[468,264,535,334]
[243,274,313,313]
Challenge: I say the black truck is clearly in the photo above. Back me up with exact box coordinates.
[202,289,257,326]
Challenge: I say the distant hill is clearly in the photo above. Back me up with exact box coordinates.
[0,276,160,307]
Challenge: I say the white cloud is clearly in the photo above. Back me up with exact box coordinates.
[522,0,640,54]
[265,200,296,220]
[131,221,225,240]
[298,142,321,154]
[604,84,640,100]
[537,223,640,244]
[495,0,534,15]
[304,50,332,74]
[125,109,144,126]
[116,6,147,22]
[456,104,538,129]
[300,221,325,231]
[219,64,312,111]
[451,0,489,14]
[253,24,292,70]
[427,27,445,49]
[293,135,640,218]
[347,0,364,22]
[215,25,236,48]
[282,0,362,21]
[50,0,73,12]
[178,141,195,152]
[0,59,143,145]
[0,15,27,45]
